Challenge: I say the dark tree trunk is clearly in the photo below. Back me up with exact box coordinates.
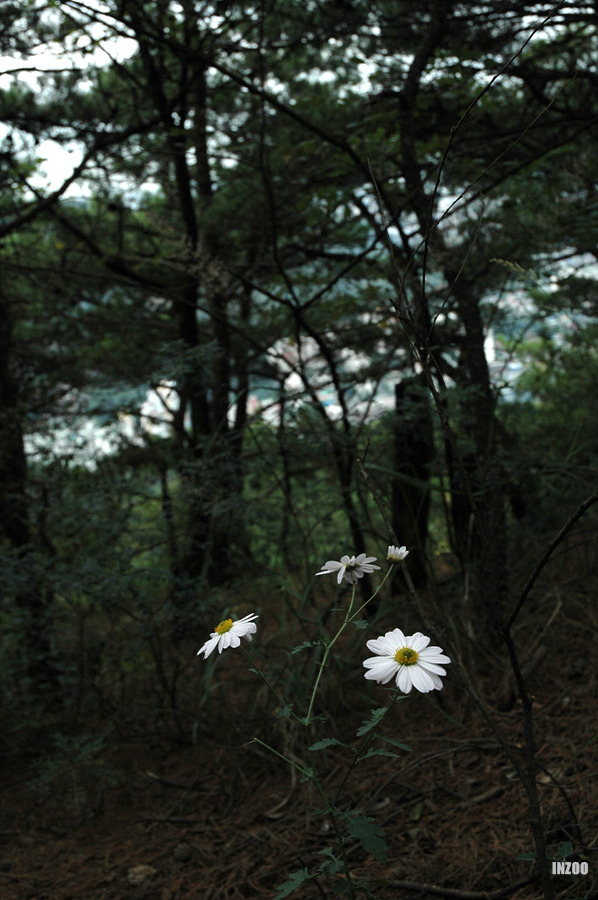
[391,376,434,588]
[131,12,252,592]
[453,279,507,642]
[0,288,58,692]
[394,0,507,645]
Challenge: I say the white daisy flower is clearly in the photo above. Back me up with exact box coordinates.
[363,628,450,694]
[387,545,409,562]
[315,553,381,585]
[197,613,258,659]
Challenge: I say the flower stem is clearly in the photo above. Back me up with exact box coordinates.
[305,564,394,725]
[304,584,357,724]
[250,736,312,779]
[333,689,402,806]
[240,645,304,725]
[348,564,394,623]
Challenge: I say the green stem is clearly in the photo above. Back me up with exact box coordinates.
[305,563,395,725]
[251,736,312,779]
[333,689,402,806]
[252,737,356,897]
[348,564,394,623]
[240,645,304,725]
[304,583,357,725]
[310,777,356,899]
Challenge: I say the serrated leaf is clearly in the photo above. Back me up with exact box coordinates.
[379,736,412,752]
[300,713,327,726]
[320,856,344,875]
[360,747,402,761]
[274,705,293,719]
[309,738,348,751]
[558,841,574,859]
[351,618,368,629]
[356,707,387,736]
[274,868,312,898]
[292,640,323,654]
[342,811,387,863]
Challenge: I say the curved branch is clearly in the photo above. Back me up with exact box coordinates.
[507,490,598,631]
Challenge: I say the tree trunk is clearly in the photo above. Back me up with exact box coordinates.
[392,376,434,588]
[0,288,58,692]
[394,0,507,644]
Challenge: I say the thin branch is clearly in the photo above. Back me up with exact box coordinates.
[507,490,598,631]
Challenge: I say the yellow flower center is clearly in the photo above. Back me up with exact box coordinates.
[394,646,418,666]
[215,618,233,634]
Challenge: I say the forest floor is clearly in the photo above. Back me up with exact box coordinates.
[2,553,598,900]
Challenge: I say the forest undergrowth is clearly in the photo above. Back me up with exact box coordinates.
[2,529,598,900]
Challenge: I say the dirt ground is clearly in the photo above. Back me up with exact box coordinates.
[2,580,598,899]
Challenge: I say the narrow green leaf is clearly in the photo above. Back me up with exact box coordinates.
[292,639,323,654]
[379,736,412,752]
[309,738,348,751]
[360,747,401,761]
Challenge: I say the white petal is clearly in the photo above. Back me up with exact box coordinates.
[388,545,409,561]
[428,673,444,690]
[230,620,256,638]
[396,667,414,693]
[408,633,431,652]
[375,628,405,652]
[363,657,399,684]
[418,647,451,665]
[366,632,400,655]
[417,660,447,676]
[317,560,343,575]
[197,635,219,658]
[408,666,436,692]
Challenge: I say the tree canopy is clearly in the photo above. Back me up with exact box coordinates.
[1,0,598,697]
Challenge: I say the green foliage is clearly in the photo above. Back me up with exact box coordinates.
[309,738,349,751]
[0,13,595,900]
[1,0,598,766]
[356,706,391,737]
[338,809,388,863]
[31,732,122,817]
[274,867,312,899]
